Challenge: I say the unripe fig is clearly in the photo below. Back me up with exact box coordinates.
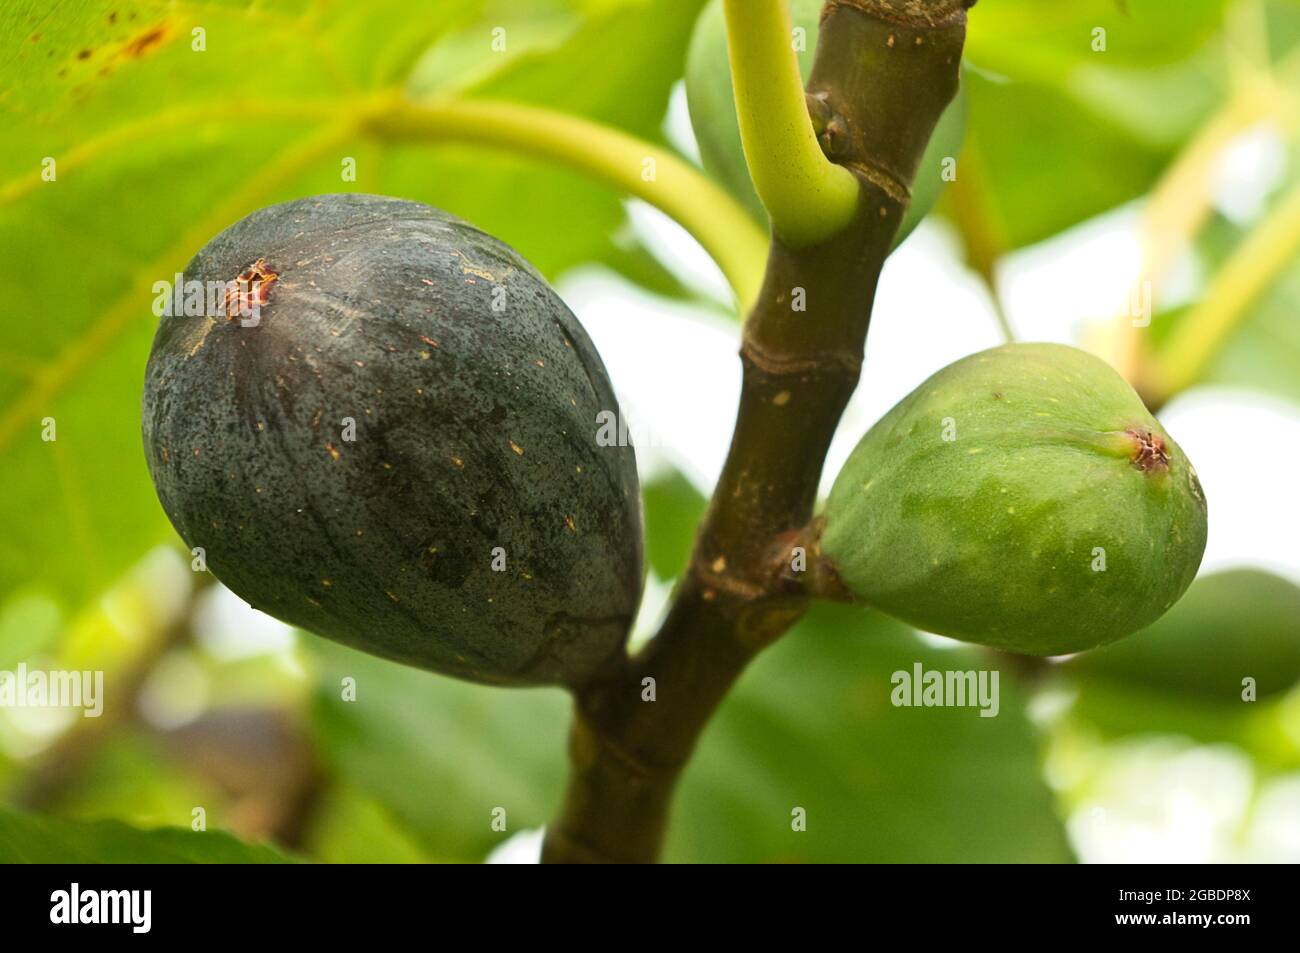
[143,194,643,686]
[821,343,1207,656]
[685,0,967,246]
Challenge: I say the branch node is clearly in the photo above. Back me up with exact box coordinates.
[741,335,863,376]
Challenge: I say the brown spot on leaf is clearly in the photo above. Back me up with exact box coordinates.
[123,24,171,59]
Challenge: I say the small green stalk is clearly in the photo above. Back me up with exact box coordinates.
[722,0,860,246]
[367,95,769,310]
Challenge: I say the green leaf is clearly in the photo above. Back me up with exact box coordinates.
[955,0,1234,251]
[0,807,294,863]
[967,0,1228,77]
[642,469,707,580]
[308,639,570,862]
[1060,680,1258,748]
[394,0,706,278]
[31,731,227,833]
[958,70,1168,251]
[0,594,62,670]
[1065,569,1300,704]
[667,604,1073,862]
[304,785,432,863]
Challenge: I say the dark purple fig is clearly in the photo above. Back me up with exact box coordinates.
[143,194,643,687]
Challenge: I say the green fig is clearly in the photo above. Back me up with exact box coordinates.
[685,0,967,247]
[821,343,1208,656]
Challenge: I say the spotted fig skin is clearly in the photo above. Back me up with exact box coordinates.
[143,194,643,686]
[821,343,1207,656]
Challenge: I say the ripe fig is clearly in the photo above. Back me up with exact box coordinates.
[685,0,967,246]
[143,194,643,687]
[821,343,1208,656]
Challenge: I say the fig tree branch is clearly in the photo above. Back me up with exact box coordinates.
[723,0,860,246]
[541,0,970,864]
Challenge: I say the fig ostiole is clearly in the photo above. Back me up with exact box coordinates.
[685,0,967,247]
[820,343,1208,656]
[143,193,643,687]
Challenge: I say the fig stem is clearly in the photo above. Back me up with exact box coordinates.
[721,0,860,246]
[365,95,768,311]
[541,0,969,864]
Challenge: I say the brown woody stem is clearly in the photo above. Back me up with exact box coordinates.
[541,0,969,864]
